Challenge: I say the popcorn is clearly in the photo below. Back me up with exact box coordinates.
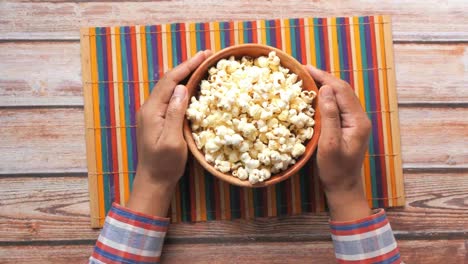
[187,51,316,183]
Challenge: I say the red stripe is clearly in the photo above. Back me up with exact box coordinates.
[229,21,235,46]
[180,23,188,61]
[252,21,258,43]
[105,27,120,203]
[331,209,386,226]
[337,247,400,264]
[204,22,211,50]
[275,19,282,49]
[95,240,161,263]
[369,16,388,206]
[331,219,389,236]
[345,17,355,90]
[299,18,307,64]
[92,250,122,264]
[322,18,330,71]
[108,211,168,232]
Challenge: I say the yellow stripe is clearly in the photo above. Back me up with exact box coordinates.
[280,19,286,51]
[89,28,105,224]
[185,23,192,59]
[284,19,291,55]
[161,24,169,72]
[238,21,244,44]
[114,27,129,203]
[165,24,173,70]
[110,27,125,206]
[190,23,197,56]
[234,21,239,44]
[209,22,216,51]
[304,18,311,64]
[308,18,317,66]
[330,17,340,77]
[260,20,267,45]
[352,16,372,205]
[213,22,221,51]
[135,26,145,106]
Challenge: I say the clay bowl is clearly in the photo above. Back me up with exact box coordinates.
[184,44,321,187]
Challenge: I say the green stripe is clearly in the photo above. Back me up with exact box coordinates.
[179,173,188,221]
[95,28,111,212]
[358,18,377,208]
[145,25,154,90]
[313,18,322,68]
[290,19,297,59]
[230,185,239,219]
[171,23,178,66]
[195,23,201,50]
[204,171,214,220]
[119,27,134,191]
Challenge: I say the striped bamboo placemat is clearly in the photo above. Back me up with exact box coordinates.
[80,15,404,228]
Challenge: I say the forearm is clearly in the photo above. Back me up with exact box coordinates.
[90,170,175,264]
[325,183,401,263]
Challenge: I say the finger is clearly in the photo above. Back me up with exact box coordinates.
[163,84,189,137]
[306,65,341,87]
[318,85,342,146]
[307,65,364,117]
[149,50,211,106]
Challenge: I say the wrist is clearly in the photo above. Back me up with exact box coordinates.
[325,184,372,222]
[125,168,176,217]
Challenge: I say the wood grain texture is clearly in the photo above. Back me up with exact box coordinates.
[1,42,467,107]
[0,240,466,264]
[1,107,466,174]
[1,172,466,242]
[1,0,467,41]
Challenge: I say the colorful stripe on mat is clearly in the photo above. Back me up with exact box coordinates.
[82,15,403,226]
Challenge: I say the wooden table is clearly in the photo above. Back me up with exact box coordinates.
[1,1,467,263]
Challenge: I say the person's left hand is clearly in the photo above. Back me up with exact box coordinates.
[126,50,212,217]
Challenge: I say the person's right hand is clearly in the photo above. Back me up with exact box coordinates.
[307,65,373,221]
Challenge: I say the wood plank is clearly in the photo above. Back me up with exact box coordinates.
[0,240,466,263]
[1,42,467,107]
[1,0,467,41]
[0,172,466,242]
[1,107,466,174]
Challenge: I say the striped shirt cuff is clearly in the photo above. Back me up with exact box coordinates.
[330,209,401,264]
[89,203,170,264]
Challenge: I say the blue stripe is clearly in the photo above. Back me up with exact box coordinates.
[102,221,164,251]
[331,213,386,231]
[111,206,169,226]
[94,246,155,264]
[333,228,395,255]
[373,252,401,264]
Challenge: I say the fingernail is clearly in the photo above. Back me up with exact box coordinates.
[172,85,187,103]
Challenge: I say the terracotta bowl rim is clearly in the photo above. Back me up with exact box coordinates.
[183,43,321,188]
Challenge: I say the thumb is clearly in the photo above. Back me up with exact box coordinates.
[318,85,342,144]
[164,84,189,134]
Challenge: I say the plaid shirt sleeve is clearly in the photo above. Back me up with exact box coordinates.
[89,203,169,264]
[330,209,401,263]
